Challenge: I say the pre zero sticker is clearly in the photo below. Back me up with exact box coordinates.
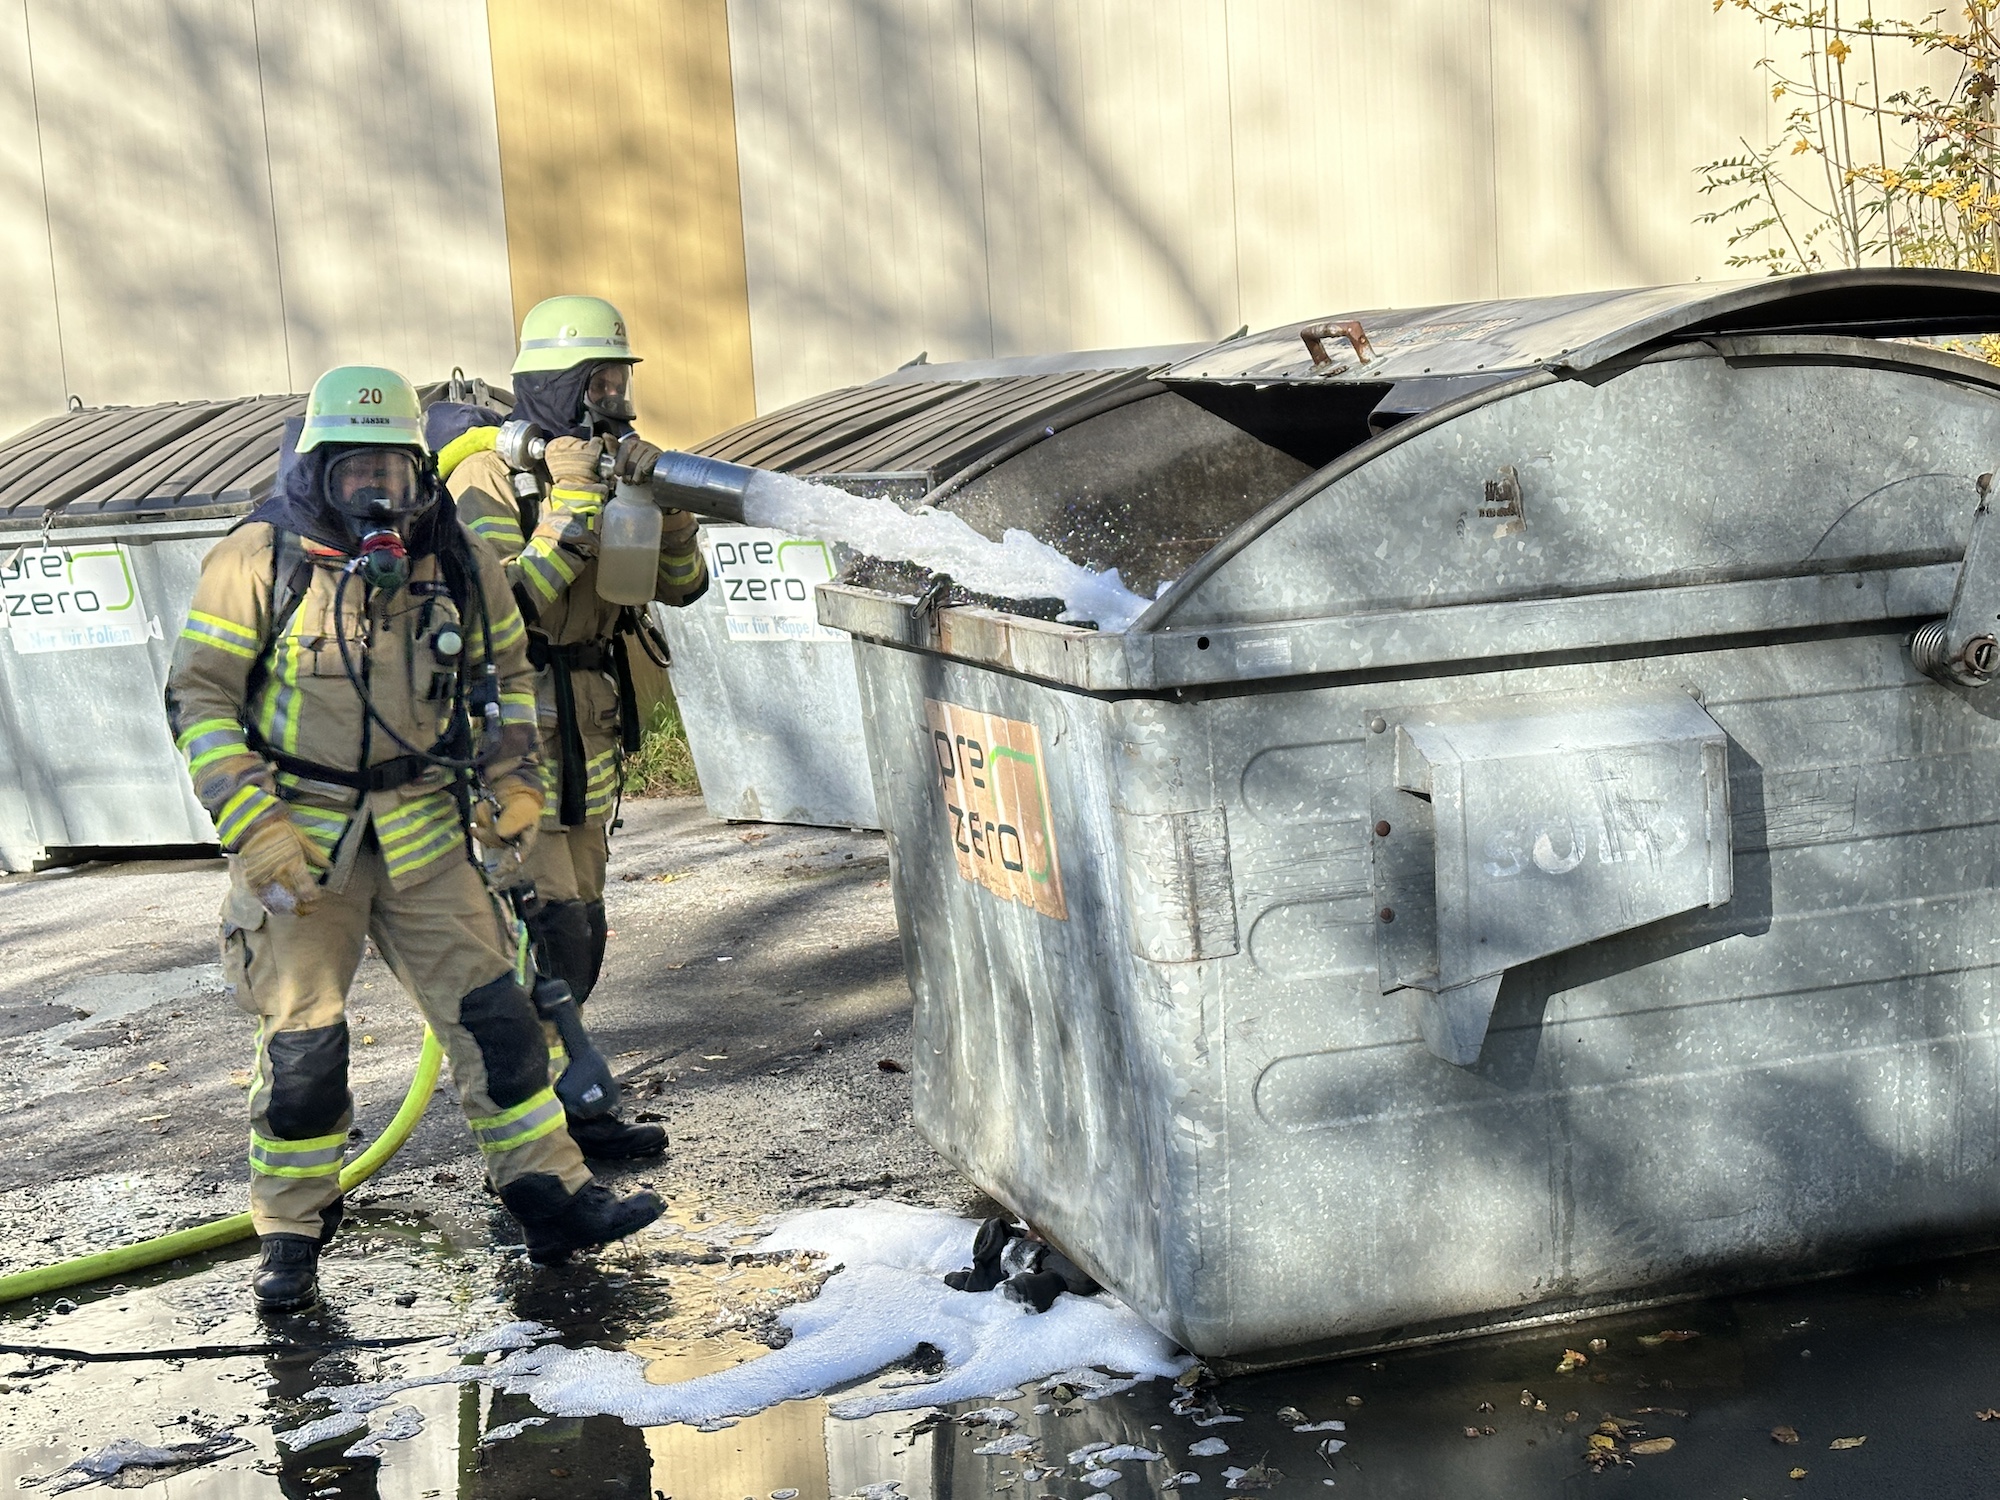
[1,543,155,653]
[924,699,1066,921]
[704,526,845,643]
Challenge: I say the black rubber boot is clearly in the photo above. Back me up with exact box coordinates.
[525,899,595,1003]
[1000,1269,1067,1313]
[499,1173,664,1266]
[567,1112,667,1160]
[252,1234,322,1314]
[582,899,608,1002]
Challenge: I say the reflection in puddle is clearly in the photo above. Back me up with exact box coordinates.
[6,1190,2000,1499]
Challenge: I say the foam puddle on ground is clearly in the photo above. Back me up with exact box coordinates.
[739,469,1153,630]
[282,1202,1189,1456]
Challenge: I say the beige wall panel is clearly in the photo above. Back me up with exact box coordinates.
[487,0,756,448]
[253,0,516,387]
[1489,0,1768,294]
[726,0,991,412]
[24,0,289,410]
[970,0,1240,357]
[0,3,66,434]
[1224,0,1500,326]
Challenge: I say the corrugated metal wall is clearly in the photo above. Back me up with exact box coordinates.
[724,0,1781,412]
[0,0,515,437]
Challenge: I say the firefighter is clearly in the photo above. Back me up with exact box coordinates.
[166,365,663,1314]
[435,296,706,1161]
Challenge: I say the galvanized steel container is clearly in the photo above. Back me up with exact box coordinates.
[669,347,1207,829]
[819,270,2000,1362]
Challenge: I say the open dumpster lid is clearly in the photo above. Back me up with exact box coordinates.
[1161,268,2000,385]
[0,378,508,531]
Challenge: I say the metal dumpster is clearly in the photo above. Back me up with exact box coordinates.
[664,345,1214,829]
[817,269,2000,1363]
[0,378,504,871]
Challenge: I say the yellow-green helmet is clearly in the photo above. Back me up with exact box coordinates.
[296,365,427,453]
[511,294,640,374]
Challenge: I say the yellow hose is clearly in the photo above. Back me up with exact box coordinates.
[0,1029,444,1306]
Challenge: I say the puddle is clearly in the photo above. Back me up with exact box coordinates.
[6,1192,2000,1499]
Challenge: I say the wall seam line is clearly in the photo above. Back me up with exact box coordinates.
[1222,0,1242,333]
[249,1,294,392]
[968,0,996,358]
[20,0,68,403]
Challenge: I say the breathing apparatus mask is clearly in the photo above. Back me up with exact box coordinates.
[581,360,637,428]
[322,446,429,593]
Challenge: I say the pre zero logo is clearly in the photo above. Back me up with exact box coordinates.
[1,544,154,654]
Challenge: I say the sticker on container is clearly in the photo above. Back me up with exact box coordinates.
[1,543,158,654]
[924,699,1067,921]
[704,526,846,642]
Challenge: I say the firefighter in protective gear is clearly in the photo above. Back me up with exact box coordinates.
[166,365,663,1315]
[437,296,706,1162]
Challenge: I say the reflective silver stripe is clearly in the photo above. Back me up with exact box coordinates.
[248,1137,346,1176]
[302,413,421,439]
[468,1093,565,1152]
[520,335,629,351]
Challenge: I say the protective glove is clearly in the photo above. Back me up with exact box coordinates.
[473,779,544,852]
[237,817,331,916]
[543,435,608,494]
[614,434,666,485]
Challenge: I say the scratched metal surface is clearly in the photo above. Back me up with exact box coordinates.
[841,328,2000,1362]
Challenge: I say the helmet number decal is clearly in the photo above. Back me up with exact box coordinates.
[356,387,384,405]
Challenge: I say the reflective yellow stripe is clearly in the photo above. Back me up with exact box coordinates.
[467,514,521,544]
[583,749,620,821]
[248,1128,346,1178]
[181,610,260,660]
[175,718,242,753]
[662,549,702,585]
[499,691,536,727]
[518,541,579,604]
[488,608,526,652]
[285,804,350,860]
[467,1088,565,1153]
[215,784,280,847]
[375,794,465,878]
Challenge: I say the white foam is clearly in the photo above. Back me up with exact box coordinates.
[286,1203,1188,1436]
[1187,1437,1231,1457]
[739,471,1151,631]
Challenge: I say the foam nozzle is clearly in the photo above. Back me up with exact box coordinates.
[645,451,756,524]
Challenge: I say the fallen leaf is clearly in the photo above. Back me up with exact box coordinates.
[1519,1390,1536,1407]
[1475,1401,1495,1413]
[1627,1437,1675,1456]
[360,1034,375,1045]
[1563,1411,1580,1423]
[1790,1467,1809,1480]
[1772,1425,1801,1444]
[1597,1420,1628,1437]
[1830,1436,1866,1450]
[877,1058,907,1073]
[1586,1433,1617,1453]
[1978,1409,2000,1422]
[1344,1395,1362,1407]
[1557,1349,1589,1373]
[1275,1407,1306,1424]
[1637,1330,1701,1346]
[1463,1427,1482,1439]
[1588,1338,1608,1353]
[1534,1400,1548,1412]
[738,831,767,842]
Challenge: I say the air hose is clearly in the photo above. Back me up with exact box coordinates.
[0,1028,445,1307]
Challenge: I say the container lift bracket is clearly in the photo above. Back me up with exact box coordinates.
[1366,690,1733,1066]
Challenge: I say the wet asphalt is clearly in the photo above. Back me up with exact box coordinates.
[3,797,2000,1497]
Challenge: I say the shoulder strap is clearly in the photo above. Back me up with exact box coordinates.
[243,529,316,705]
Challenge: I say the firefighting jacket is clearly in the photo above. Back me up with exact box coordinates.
[165,521,543,890]
[444,438,705,828]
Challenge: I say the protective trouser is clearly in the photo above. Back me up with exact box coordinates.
[224,836,591,1238]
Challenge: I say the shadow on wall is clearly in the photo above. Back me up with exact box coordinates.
[0,0,514,437]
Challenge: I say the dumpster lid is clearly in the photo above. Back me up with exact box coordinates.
[1160,268,2000,385]
[691,367,1163,485]
[0,378,510,530]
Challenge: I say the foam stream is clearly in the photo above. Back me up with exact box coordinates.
[738,470,1152,631]
[281,1203,1188,1447]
